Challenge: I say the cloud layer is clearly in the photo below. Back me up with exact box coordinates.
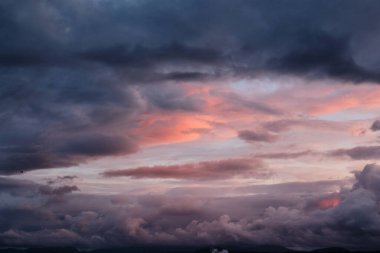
[1,164,380,250]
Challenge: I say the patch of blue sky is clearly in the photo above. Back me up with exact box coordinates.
[229,77,290,95]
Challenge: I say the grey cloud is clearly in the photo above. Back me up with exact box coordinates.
[329,146,380,160]
[238,130,279,143]
[102,158,270,181]
[263,119,345,133]
[371,120,380,131]
[38,185,79,196]
[141,84,206,112]
[0,177,40,197]
[353,163,380,195]
[254,150,315,159]
[0,176,80,199]
[47,175,78,185]
[218,91,283,116]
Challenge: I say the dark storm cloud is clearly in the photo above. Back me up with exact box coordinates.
[1,0,380,81]
[0,66,144,174]
[238,130,279,143]
[57,134,138,157]
[102,158,270,181]
[1,0,380,174]
[267,31,380,82]
[0,132,139,175]
[79,43,222,67]
[329,146,380,160]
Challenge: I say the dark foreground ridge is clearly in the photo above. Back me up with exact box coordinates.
[0,245,378,253]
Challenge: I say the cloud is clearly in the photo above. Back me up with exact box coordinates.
[57,134,138,157]
[254,150,315,159]
[329,146,380,160]
[1,165,380,249]
[38,185,79,196]
[2,0,380,174]
[266,30,380,83]
[353,163,380,195]
[141,84,206,112]
[0,66,145,174]
[237,130,279,143]
[0,132,139,175]
[79,43,222,68]
[371,120,380,131]
[2,0,380,83]
[102,158,270,181]
[317,196,340,209]
[0,177,40,197]
[0,175,80,200]
[263,119,346,133]
[101,164,380,249]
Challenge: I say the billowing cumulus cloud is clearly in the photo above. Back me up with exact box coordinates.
[1,164,380,250]
[103,158,270,181]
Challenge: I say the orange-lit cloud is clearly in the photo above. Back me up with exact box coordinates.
[135,113,216,145]
[318,196,340,209]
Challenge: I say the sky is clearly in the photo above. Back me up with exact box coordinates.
[2,0,380,250]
